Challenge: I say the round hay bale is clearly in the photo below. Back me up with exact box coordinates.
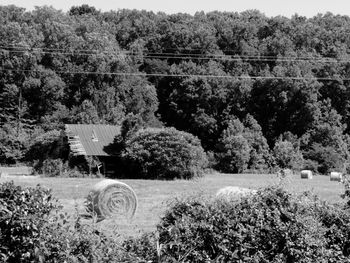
[86,179,137,221]
[330,172,342,182]
[216,186,256,201]
[301,170,313,179]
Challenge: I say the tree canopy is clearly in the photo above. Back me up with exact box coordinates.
[1,5,350,173]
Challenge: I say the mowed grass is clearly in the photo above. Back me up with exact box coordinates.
[0,171,346,237]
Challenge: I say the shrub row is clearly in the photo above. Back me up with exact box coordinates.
[24,121,345,178]
[126,187,350,262]
[4,182,350,262]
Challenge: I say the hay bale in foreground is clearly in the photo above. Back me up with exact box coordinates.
[86,179,137,221]
[216,186,257,201]
[330,172,342,182]
[301,170,313,179]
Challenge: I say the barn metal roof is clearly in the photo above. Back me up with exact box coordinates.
[65,124,121,156]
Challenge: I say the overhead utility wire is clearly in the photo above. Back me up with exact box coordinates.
[3,44,350,58]
[0,45,123,54]
[0,45,324,59]
[1,45,349,61]
[0,68,349,81]
[1,49,349,63]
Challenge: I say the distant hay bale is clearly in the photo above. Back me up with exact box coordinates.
[330,172,342,182]
[86,179,137,221]
[301,170,313,179]
[216,186,257,201]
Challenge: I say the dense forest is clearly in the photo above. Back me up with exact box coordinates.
[1,4,350,174]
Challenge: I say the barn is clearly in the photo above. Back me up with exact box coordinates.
[65,124,121,176]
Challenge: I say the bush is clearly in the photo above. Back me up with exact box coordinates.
[216,134,251,173]
[0,181,142,262]
[0,181,59,262]
[273,139,304,170]
[123,232,159,262]
[304,143,345,175]
[215,119,251,173]
[26,130,68,161]
[243,114,272,172]
[27,130,71,175]
[121,127,208,179]
[302,158,320,173]
[34,158,89,177]
[0,124,30,165]
[3,182,350,262]
[37,215,143,263]
[136,187,350,262]
[41,158,66,177]
[215,116,272,173]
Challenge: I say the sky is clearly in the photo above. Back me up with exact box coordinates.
[1,0,350,18]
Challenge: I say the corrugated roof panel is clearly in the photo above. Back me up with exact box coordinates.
[65,124,121,156]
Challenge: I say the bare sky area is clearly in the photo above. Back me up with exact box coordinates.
[1,0,350,17]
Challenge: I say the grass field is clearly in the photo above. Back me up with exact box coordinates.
[0,171,346,237]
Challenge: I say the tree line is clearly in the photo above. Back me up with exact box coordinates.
[1,4,350,174]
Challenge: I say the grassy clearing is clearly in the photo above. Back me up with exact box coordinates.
[0,171,346,237]
[0,166,32,175]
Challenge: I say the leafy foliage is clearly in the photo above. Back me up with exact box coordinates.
[303,144,345,174]
[273,137,304,170]
[121,127,208,179]
[123,232,159,262]
[0,181,145,262]
[0,124,30,165]
[216,119,251,173]
[150,187,350,262]
[2,6,350,171]
[0,181,58,262]
[37,216,143,263]
[216,116,272,173]
[3,180,350,262]
[301,100,349,174]
[26,129,68,162]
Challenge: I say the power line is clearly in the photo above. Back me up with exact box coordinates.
[0,47,127,57]
[2,44,349,58]
[1,68,348,81]
[127,55,347,63]
[0,45,126,55]
[0,48,335,61]
[1,45,349,63]
[2,48,350,64]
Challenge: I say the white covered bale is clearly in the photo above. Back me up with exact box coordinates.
[216,186,257,201]
[330,172,342,182]
[301,170,313,179]
[86,179,137,221]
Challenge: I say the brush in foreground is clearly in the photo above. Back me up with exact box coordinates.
[86,179,137,221]
[215,186,257,201]
[301,170,313,179]
[330,172,342,182]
